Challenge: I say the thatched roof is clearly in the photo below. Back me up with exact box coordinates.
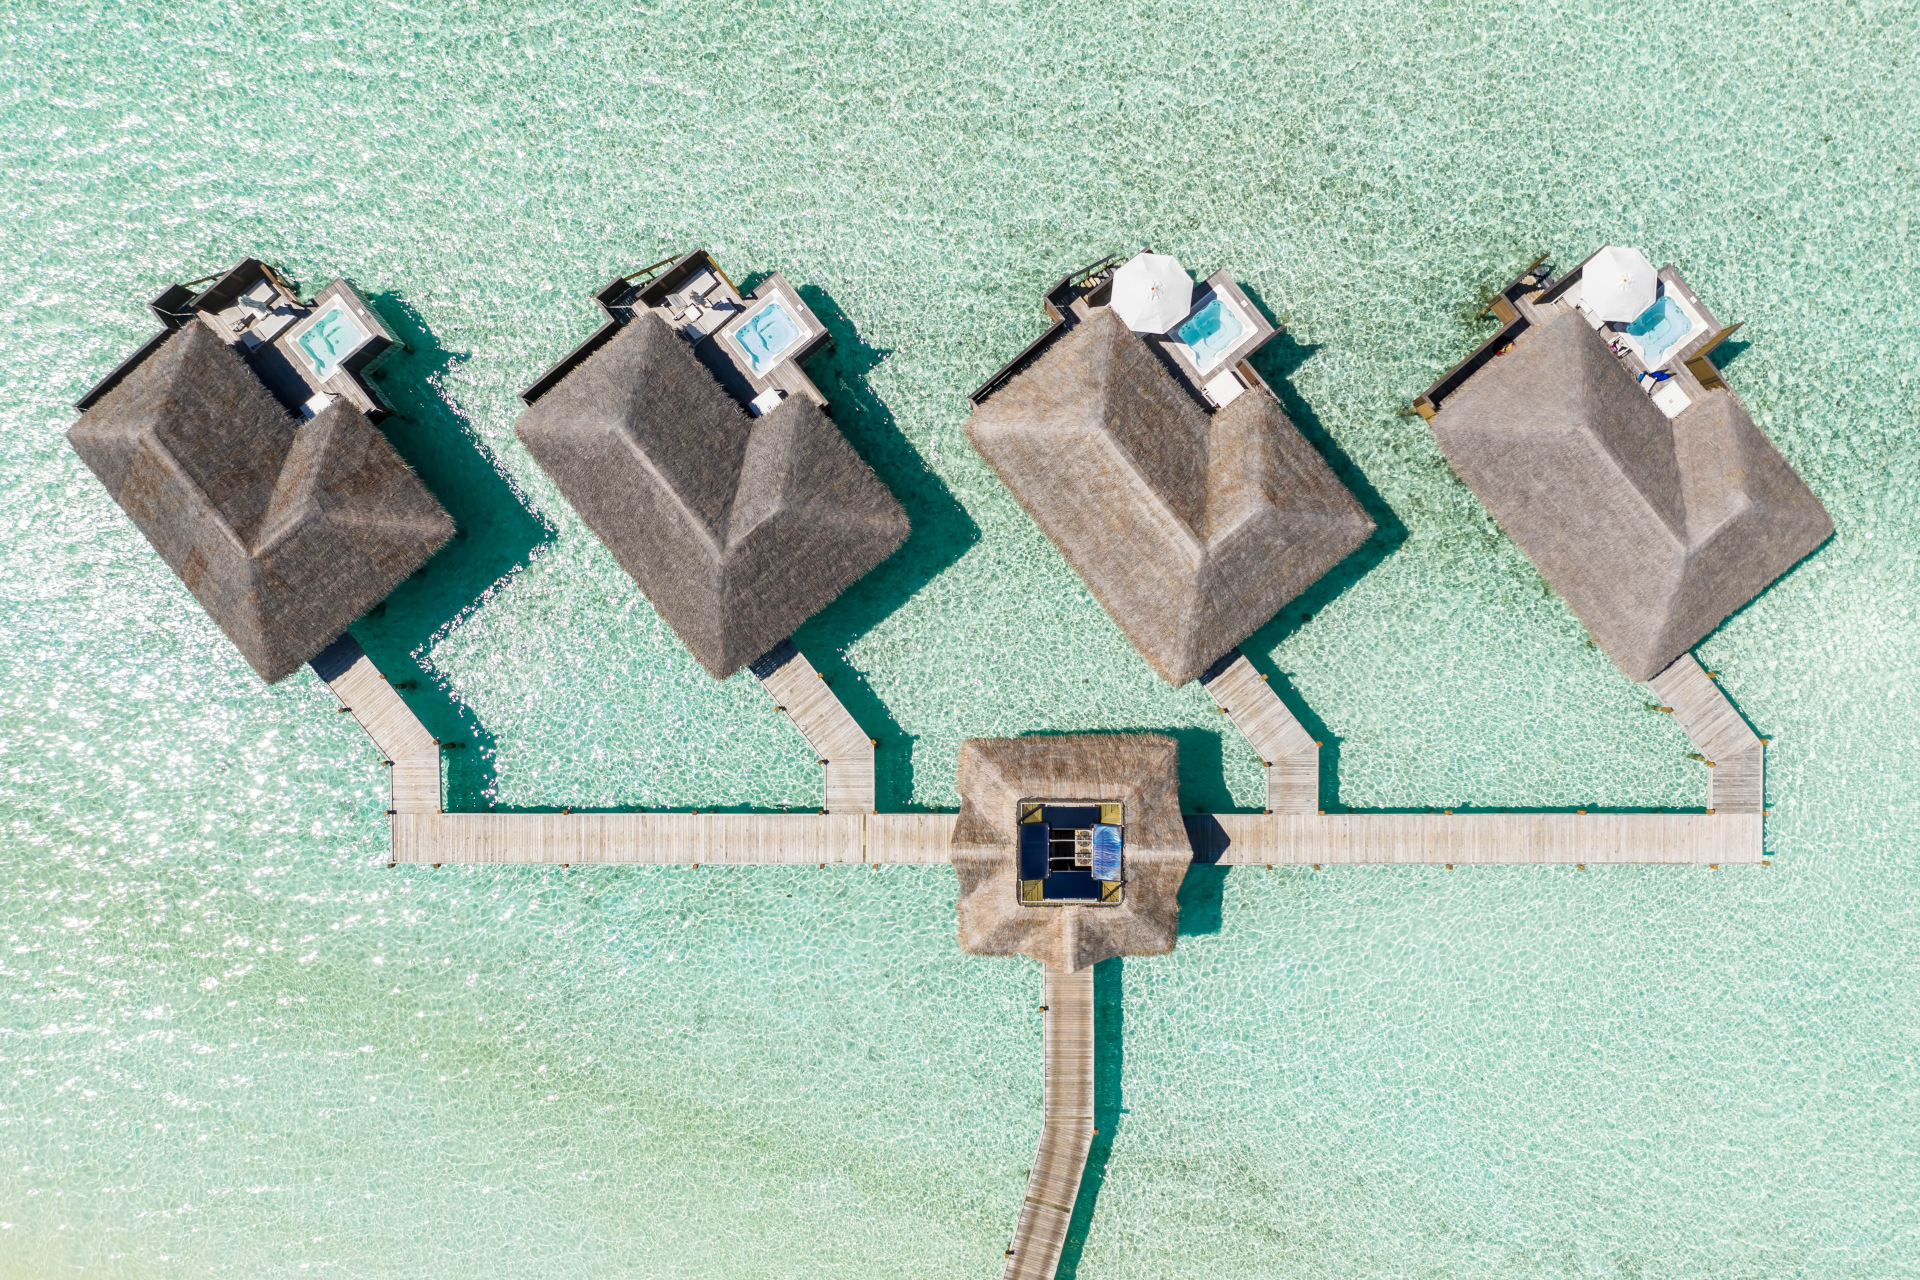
[952,734,1191,971]
[515,311,909,679]
[68,322,453,683]
[965,307,1374,686]
[1431,308,1833,681]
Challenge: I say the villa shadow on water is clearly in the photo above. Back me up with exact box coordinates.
[1234,286,1409,814]
[346,293,553,809]
[783,282,980,811]
[1057,956,1126,1280]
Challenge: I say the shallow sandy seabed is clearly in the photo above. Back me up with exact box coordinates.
[1,0,1916,1274]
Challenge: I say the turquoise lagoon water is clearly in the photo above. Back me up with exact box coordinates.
[3,0,1918,1275]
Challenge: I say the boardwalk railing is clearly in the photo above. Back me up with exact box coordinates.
[1648,653,1764,813]
[311,636,441,815]
[1201,650,1318,813]
[1003,965,1094,1280]
[315,645,1766,867]
[750,640,877,813]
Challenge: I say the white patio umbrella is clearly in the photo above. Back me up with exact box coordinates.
[1109,251,1194,333]
[1580,245,1658,322]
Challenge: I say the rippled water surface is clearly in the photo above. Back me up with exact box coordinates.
[3,0,1917,1274]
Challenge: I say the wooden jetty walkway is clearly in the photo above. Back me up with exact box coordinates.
[1202,650,1318,813]
[1003,965,1094,1280]
[1648,654,1764,813]
[311,637,442,814]
[387,810,1757,865]
[750,640,876,813]
[1193,811,1759,864]
[315,643,1763,866]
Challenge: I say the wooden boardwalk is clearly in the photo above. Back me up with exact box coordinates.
[394,811,867,864]
[1648,654,1764,813]
[1195,811,1761,864]
[1202,650,1319,812]
[865,812,959,864]
[751,641,876,813]
[1004,965,1094,1280]
[316,644,1763,867]
[312,636,441,814]
[393,810,1757,865]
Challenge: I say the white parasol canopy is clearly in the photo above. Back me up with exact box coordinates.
[1109,251,1194,334]
[1580,245,1658,323]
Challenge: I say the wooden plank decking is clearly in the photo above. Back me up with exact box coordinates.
[1648,653,1764,813]
[314,637,442,814]
[1202,650,1319,812]
[393,811,867,864]
[752,642,876,813]
[865,812,959,864]
[318,644,1764,867]
[392,810,1759,865]
[1004,965,1094,1280]
[1196,811,1762,864]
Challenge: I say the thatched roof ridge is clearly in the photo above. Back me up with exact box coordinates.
[965,307,1373,686]
[68,321,454,683]
[514,310,908,679]
[1431,308,1833,680]
[952,734,1191,971]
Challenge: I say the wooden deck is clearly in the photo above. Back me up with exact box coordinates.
[866,812,959,864]
[752,642,876,813]
[393,811,867,864]
[1202,650,1319,812]
[1194,811,1761,864]
[314,637,441,813]
[391,810,1758,865]
[1648,653,1764,813]
[1003,965,1094,1280]
[318,644,1763,868]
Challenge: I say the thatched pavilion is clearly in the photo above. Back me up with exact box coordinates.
[515,303,908,680]
[966,305,1374,685]
[69,320,453,683]
[952,734,1191,972]
[1427,305,1833,681]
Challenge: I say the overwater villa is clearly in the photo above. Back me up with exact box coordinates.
[1414,248,1832,681]
[514,251,909,686]
[954,734,1189,969]
[65,247,1814,1280]
[67,259,453,682]
[1414,247,1833,813]
[966,251,1375,686]
[949,733,1193,1278]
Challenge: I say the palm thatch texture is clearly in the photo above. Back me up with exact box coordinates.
[515,310,908,679]
[952,735,1190,972]
[68,322,454,683]
[965,306,1374,686]
[1429,307,1833,681]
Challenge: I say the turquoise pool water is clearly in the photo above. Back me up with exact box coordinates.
[731,300,803,375]
[1174,293,1246,373]
[1624,294,1693,368]
[291,305,370,381]
[3,0,1918,1276]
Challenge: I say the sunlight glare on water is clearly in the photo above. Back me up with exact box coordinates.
[2,0,1917,1274]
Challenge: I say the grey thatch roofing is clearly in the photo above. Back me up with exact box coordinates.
[965,307,1374,686]
[952,734,1191,971]
[1431,308,1833,681]
[514,311,909,679]
[68,322,454,683]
